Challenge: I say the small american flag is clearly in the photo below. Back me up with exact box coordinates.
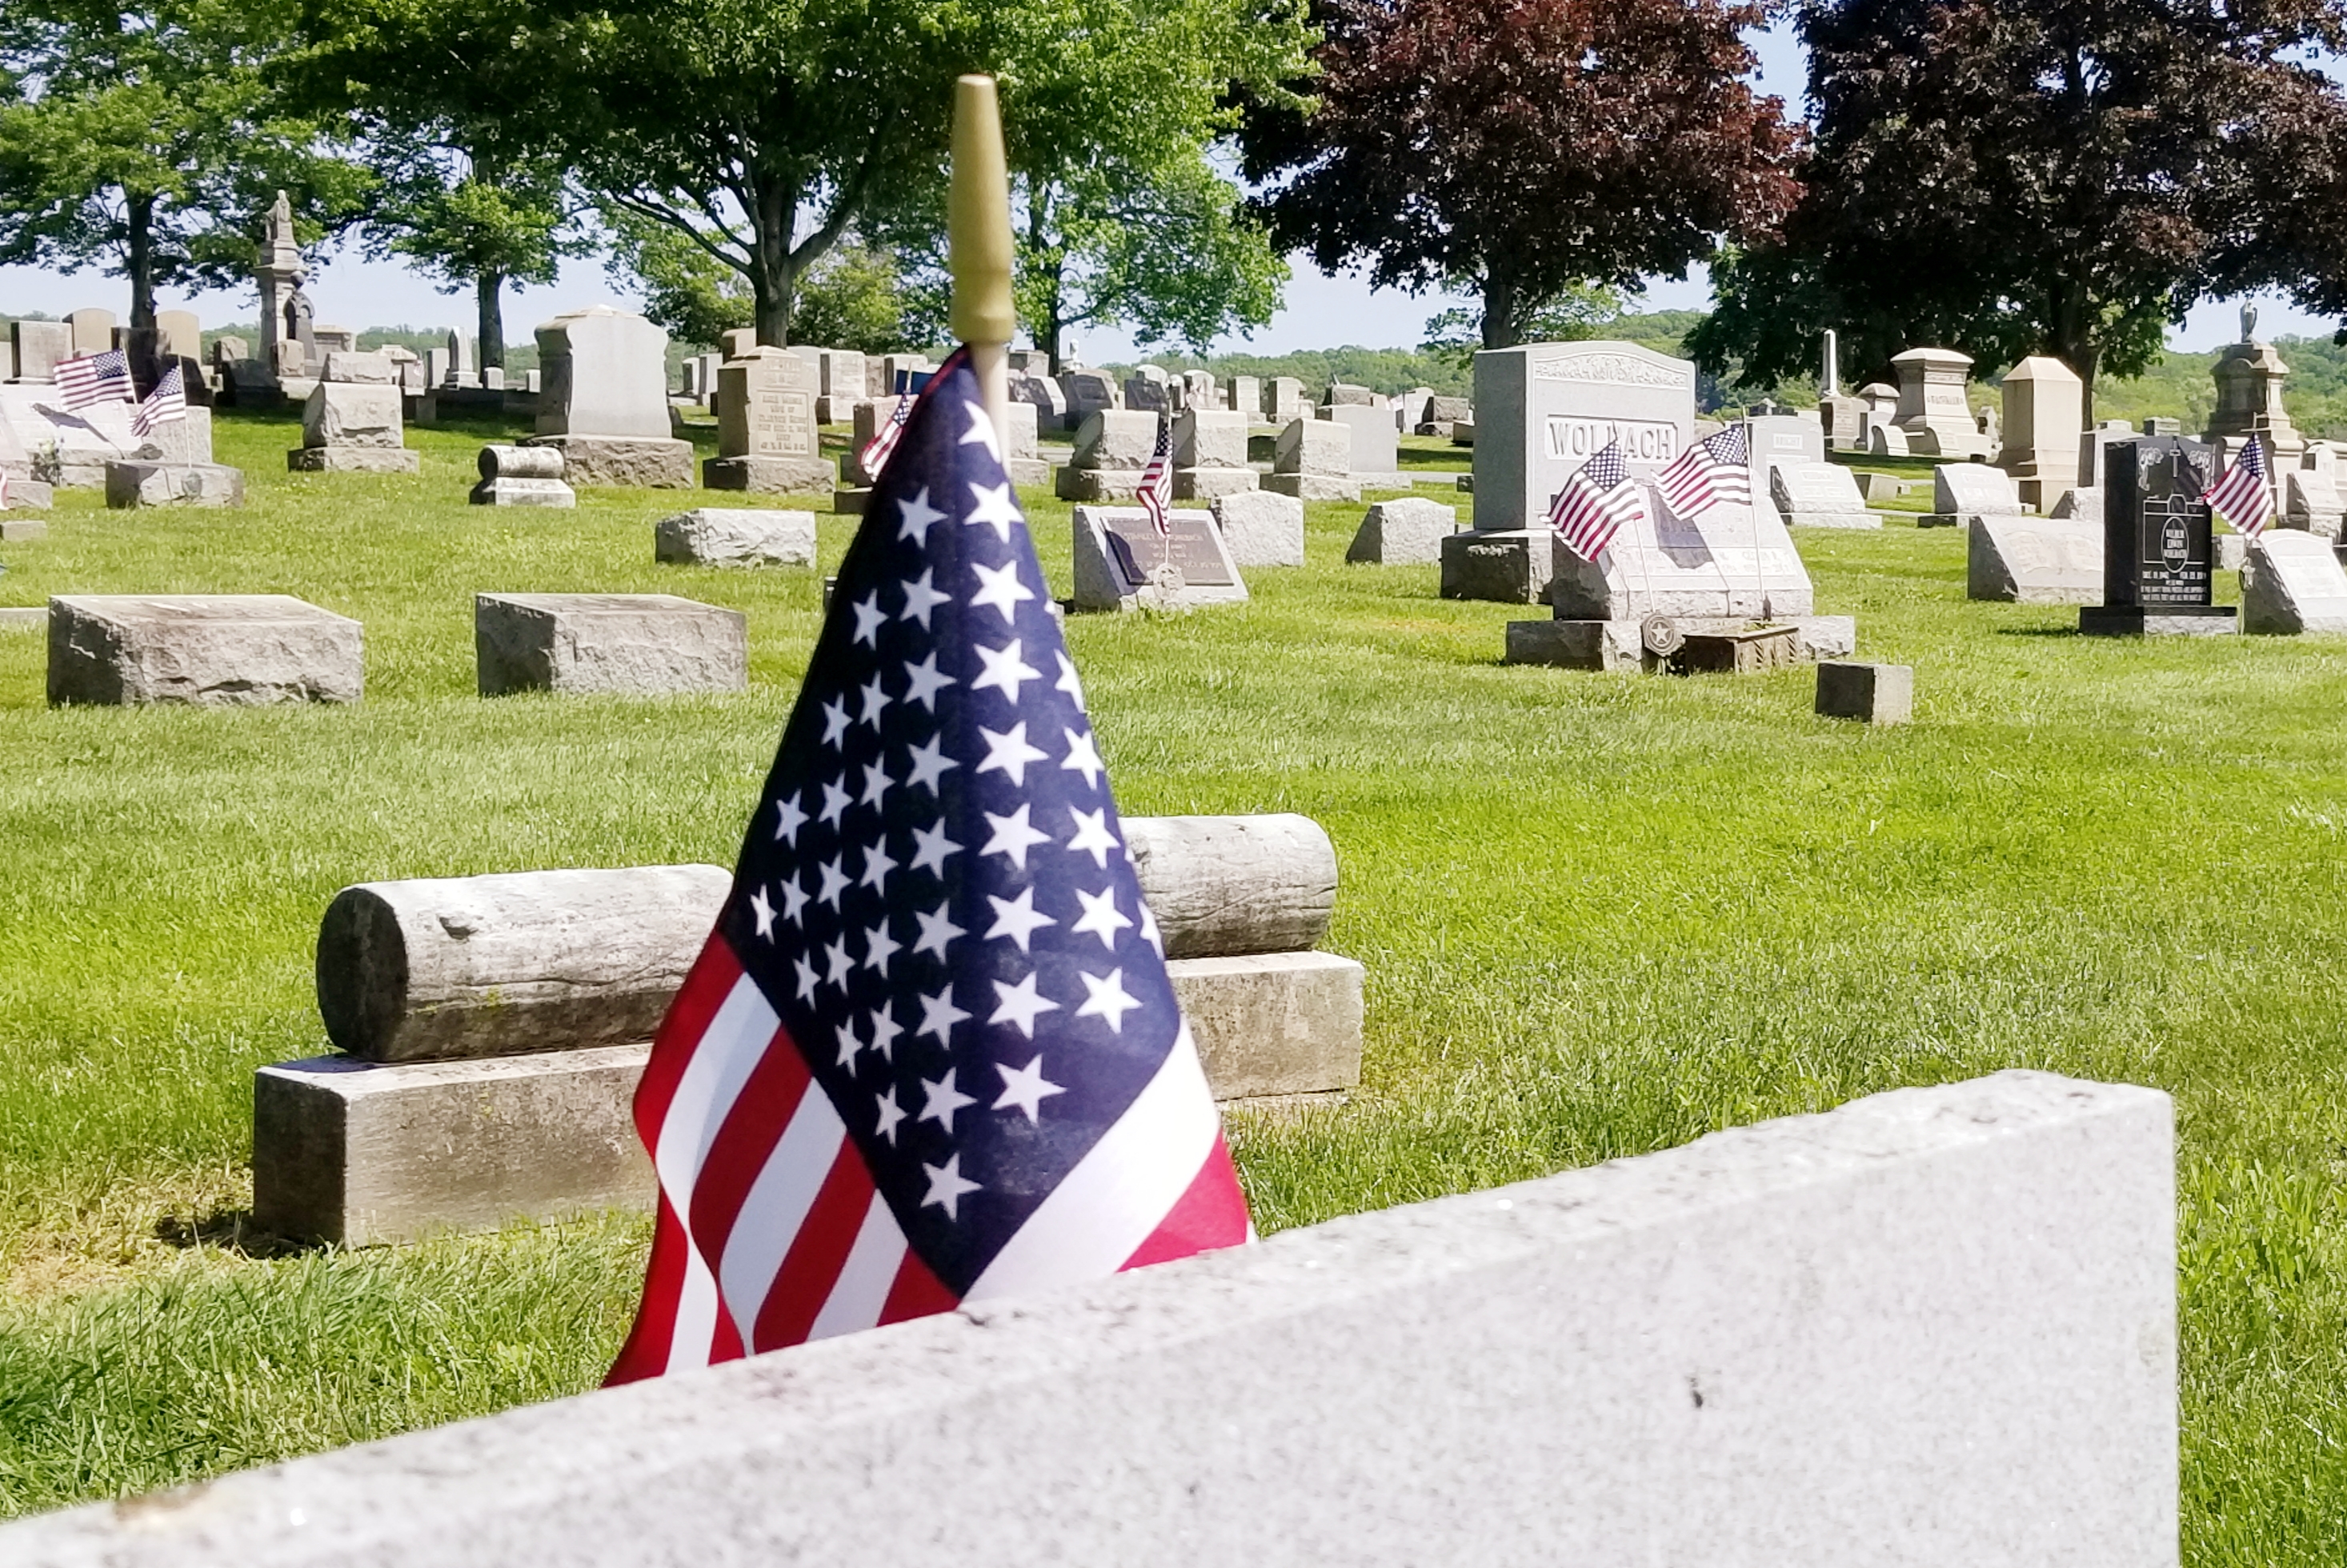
[1656,425,1752,518]
[2203,436,2271,538]
[607,350,1250,1385]
[859,393,915,485]
[54,350,134,411]
[1550,440,1648,562]
[130,364,187,438]
[1136,414,1173,536]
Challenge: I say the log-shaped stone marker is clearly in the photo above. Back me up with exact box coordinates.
[48,594,362,707]
[258,814,1363,1244]
[475,592,747,696]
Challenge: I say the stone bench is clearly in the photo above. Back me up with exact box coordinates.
[257,815,1363,1244]
[475,593,747,696]
[22,1072,2174,1565]
[47,594,362,706]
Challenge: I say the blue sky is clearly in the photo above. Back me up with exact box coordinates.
[0,19,2328,358]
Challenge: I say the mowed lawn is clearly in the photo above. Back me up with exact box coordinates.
[0,405,2342,1558]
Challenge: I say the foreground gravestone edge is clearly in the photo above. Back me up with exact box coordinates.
[7,1070,2176,1566]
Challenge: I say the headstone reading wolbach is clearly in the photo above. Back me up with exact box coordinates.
[1071,506,1249,613]
[2080,436,2237,636]
[525,305,694,487]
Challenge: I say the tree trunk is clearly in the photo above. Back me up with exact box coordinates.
[126,191,156,330]
[754,174,796,346]
[476,273,506,370]
[1480,270,1519,350]
[2050,281,2097,424]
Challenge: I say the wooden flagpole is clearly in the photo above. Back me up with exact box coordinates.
[949,74,1016,454]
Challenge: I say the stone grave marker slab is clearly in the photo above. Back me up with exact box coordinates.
[2241,530,2347,634]
[49,594,361,706]
[2284,470,2343,539]
[1324,405,1400,482]
[528,305,692,486]
[1967,518,2103,604]
[1544,482,1814,620]
[1211,490,1305,567]
[1924,462,2027,526]
[705,346,832,493]
[11,320,70,382]
[1173,409,1255,499]
[1768,463,1879,529]
[1743,414,1825,474]
[1071,506,1249,612]
[475,593,747,695]
[655,507,816,568]
[472,444,574,506]
[1056,410,1159,502]
[1348,498,1456,565]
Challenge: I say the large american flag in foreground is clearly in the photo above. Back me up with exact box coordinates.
[608,354,1251,1383]
[1549,439,1648,562]
[2203,435,2271,538]
[1656,424,1752,518]
[54,350,134,411]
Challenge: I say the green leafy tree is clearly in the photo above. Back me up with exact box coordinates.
[0,0,363,329]
[1689,0,2345,401]
[366,150,586,369]
[1242,0,1801,350]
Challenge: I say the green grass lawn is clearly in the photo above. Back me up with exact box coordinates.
[1,406,2342,1558]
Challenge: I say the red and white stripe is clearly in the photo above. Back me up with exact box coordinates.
[1136,420,1173,536]
[859,394,915,486]
[607,936,1244,1381]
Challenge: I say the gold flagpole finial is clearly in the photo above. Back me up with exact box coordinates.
[949,74,1015,446]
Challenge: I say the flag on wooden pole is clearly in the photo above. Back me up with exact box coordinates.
[2203,436,2270,538]
[1549,440,1648,562]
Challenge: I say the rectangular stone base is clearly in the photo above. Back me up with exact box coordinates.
[833,486,872,514]
[1505,618,1644,671]
[1670,623,1803,674]
[1055,466,1145,502]
[288,446,422,474]
[702,454,837,494]
[250,950,1364,1244]
[104,461,246,509]
[475,592,747,696]
[1783,511,1882,530]
[1007,458,1049,488]
[2079,606,2239,637]
[522,434,695,489]
[1442,528,1556,603]
[252,1046,656,1247]
[49,594,363,706]
[1264,473,1361,502]
[1172,467,1259,500]
[0,518,47,542]
[2,478,54,511]
[1816,661,1914,724]
[470,479,575,507]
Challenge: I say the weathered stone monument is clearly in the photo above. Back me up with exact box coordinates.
[2241,530,2347,634]
[65,307,115,355]
[1055,410,1158,502]
[1768,462,1879,529]
[1071,506,1249,613]
[256,192,306,380]
[1211,490,1306,567]
[105,407,244,508]
[526,306,694,487]
[1267,418,1357,502]
[654,508,817,568]
[1889,347,1993,458]
[815,349,864,424]
[1922,462,2028,528]
[1226,375,1261,422]
[1742,412,1825,478]
[48,594,361,706]
[1451,339,1694,603]
[1262,376,1306,423]
[289,352,419,473]
[1348,497,1457,565]
[1324,403,1402,483]
[1995,356,2083,510]
[1819,330,1867,450]
[471,445,575,507]
[2080,436,2236,636]
[1172,408,1256,498]
[1967,516,2103,604]
[704,346,833,494]
[475,593,747,695]
[10,320,70,382]
[1059,368,1120,430]
[2282,469,2343,538]
[2204,305,2306,470]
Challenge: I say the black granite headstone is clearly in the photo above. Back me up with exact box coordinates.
[2080,435,2238,636]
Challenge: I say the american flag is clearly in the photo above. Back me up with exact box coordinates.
[1136,414,1173,536]
[1656,424,1752,518]
[607,351,1251,1384]
[54,350,134,411]
[130,363,187,438]
[1549,439,1648,562]
[2203,436,2271,538]
[859,392,915,485]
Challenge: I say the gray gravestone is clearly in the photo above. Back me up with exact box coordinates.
[1348,497,1457,565]
[2283,470,2344,540]
[2081,436,2237,635]
[1211,490,1306,567]
[1768,463,1879,529]
[1743,414,1826,474]
[1324,404,1400,482]
[1814,662,1912,724]
[1924,462,2027,526]
[1173,409,1255,499]
[1071,506,1249,612]
[655,508,817,568]
[1966,518,2103,604]
[1263,377,1306,422]
[1472,340,1695,534]
[706,346,833,493]
[48,594,361,706]
[11,320,70,382]
[1547,479,1815,620]
[471,444,575,507]
[2241,530,2347,634]
[475,593,747,695]
[527,305,693,487]
[1266,418,1357,502]
[290,382,419,473]
[1056,410,1159,502]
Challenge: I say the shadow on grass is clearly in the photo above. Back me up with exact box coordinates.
[154,1210,320,1260]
